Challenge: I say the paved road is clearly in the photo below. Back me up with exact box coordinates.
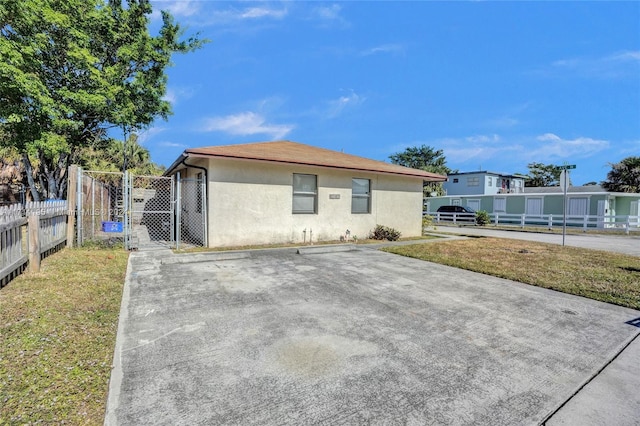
[432,226,640,256]
[105,243,640,425]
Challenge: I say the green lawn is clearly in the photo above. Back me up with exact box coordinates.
[383,237,640,310]
[0,248,129,425]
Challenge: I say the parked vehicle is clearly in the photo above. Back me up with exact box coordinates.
[435,205,476,222]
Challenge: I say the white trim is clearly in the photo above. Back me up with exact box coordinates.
[525,196,544,217]
[493,197,506,213]
[467,199,481,211]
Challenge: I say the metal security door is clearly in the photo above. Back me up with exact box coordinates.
[126,174,175,250]
[175,173,207,249]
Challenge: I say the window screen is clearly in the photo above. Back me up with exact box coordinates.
[352,178,370,214]
[293,174,317,214]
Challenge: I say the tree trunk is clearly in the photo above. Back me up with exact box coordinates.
[21,153,41,202]
[38,150,58,199]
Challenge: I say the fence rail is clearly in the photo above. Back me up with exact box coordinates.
[425,211,640,234]
[0,201,68,287]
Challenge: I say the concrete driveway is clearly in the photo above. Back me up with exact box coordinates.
[105,245,640,425]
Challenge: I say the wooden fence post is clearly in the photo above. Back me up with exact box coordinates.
[67,165,78,248]
[28,213,40,273]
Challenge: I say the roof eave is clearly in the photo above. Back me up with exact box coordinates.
[184,151,447,181]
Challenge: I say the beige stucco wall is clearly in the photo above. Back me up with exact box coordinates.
[175,157,424,247]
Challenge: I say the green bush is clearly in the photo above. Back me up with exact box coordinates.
[369,225,402,241]
[476,210,491,226]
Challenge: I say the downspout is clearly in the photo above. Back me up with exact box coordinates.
[179,157,209,247]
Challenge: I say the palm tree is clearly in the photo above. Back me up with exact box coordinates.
[601,156,640,193]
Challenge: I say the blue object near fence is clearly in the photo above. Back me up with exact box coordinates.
[102,221,123,233]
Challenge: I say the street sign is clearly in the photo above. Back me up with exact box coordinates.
[559,164,576,170]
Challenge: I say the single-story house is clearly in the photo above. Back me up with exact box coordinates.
[165,140,446,247]
[426,185,640,229]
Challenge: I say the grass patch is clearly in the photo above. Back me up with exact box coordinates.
[383,238,640,310]
[0,247,129,424]
[433,224,637,237]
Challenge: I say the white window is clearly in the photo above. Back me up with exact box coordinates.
[494,197,506,213]
[568,198,588,216]
[526,197,543,216]
[293,174,317,214]
[467,177,479,187]
[488,177,493,187]
[467,199,481,211]
[351,178,370,214]
[452,199,461,206]
[631,201,639,224]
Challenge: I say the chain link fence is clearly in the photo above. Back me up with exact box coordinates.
[78,171,125,245]
[177,178,207,248]
[76,168,206,249]
[128,175,174,250]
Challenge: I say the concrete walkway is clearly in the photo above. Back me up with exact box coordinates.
[105,236,640,425]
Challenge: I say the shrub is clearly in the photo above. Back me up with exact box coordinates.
[422,215,434,229]
[476,210,491,226]
[369,224,402,241]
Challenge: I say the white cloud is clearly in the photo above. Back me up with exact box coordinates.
[151,1,201,20]
[485,102,532,129]
[465,134,500,144]
[159,141,187,148]
[202,112,293,139]
[405,132,612,176]
[162,87,195,105]
[311,4,350,28]
[605,50,640,63]
[137,127,167,145]
[542,50,640,79]
[327,90,365,118]
[531,133,610,158]
[241,7,287,19]
[360,43,406,57]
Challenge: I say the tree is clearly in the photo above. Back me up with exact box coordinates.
[524,162,564,187]
[601,156,640,193]
[0,0,205,200]
[389,145,454,196]
[79,134,165,176]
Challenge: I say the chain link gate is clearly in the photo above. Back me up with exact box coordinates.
[125,174,175,250]
[175,173,207,249]
[76,167,206,250]
[77,169,126,246]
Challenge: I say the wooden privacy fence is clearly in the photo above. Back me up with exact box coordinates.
[0,201,68,287]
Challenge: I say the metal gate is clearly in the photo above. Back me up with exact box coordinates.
[125,174,174,250]
[77,168,206,249]
[77,170,126,246]
[176,173,207,248]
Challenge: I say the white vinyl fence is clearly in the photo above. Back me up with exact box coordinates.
[0,201,68,287]
[426,211,640,234]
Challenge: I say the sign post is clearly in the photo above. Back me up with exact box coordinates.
[558,164,576,246]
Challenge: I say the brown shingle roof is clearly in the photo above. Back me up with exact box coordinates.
[183,140,446,181]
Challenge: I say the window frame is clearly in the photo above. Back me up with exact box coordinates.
[351,178,371,214]
[292,173,318,214]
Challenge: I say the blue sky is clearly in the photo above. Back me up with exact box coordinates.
[143,1,640,185]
